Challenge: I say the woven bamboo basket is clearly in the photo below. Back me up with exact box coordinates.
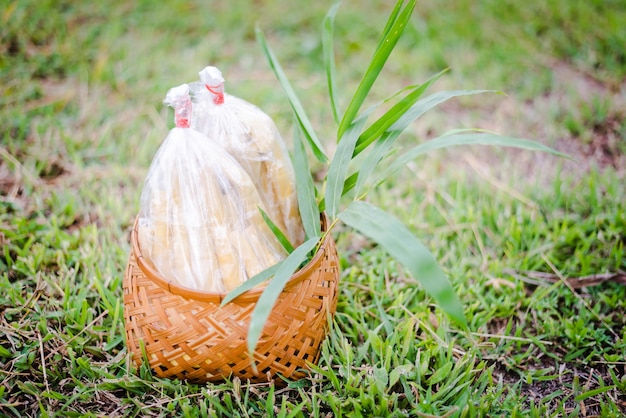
[123,216,340,383]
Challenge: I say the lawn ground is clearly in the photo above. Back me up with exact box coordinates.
[1,0,625,416]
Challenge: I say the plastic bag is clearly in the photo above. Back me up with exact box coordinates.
[138,84,286,292]
[190,66,305,248]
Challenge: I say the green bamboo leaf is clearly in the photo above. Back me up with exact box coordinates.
[293,125,321,239]
[376,0,405,49]
[319,171,359,212]
[354,129,402,197]
[221,263,282,306]
[389,88,496,132]
[325,116,370,218]
[248,237,319,355]
[352,88,419,156]
[342,171,359,196]
[380,132,571,184]
[353,69,449,157]
[323,1,341,125]
[338,82,415,152]
[354,88,497,195]
[259,207,294,253]
[256,27,328,162]
[337,0,416,139]
[338,201,466,326]
[349,75,449,196]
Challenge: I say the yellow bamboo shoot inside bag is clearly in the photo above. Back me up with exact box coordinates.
[190,66,305,248]
[137,84,286,292]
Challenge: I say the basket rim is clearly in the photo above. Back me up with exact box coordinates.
[130,214,331,304]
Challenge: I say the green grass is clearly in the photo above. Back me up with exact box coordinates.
[1,0,625,416]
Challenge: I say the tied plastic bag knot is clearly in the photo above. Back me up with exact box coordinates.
[206,85,224,105]
[164,84,192,128]
[199,66,225,105]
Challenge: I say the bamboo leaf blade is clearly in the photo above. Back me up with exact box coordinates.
[256,27,328,162]
[293,125,321,239]
[322,2,342,125]
[380,132,571,185]
[247,237,320,355]
[259,207,294,254]
[325,115,371,218]
[354,130,402,197]
[375,0,405,50]
[389,88,496,132]
[319,171,359,212]
[352,70,447,157]
[338,201,467,326]
[221,263,282,306]
[352,87,423,156]
[337,0,416,139]
[353,89,497,194]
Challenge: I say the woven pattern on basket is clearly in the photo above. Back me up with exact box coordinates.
[123,222,340,383]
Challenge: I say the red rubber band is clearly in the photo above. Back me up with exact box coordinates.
[176,117,190,128]
[174,98,192,128]
[205,84,224,105]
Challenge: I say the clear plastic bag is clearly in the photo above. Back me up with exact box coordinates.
[138,84,286,292]
[190,66,305,248]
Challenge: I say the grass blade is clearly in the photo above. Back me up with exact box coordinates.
[338,201,467,326]
[337,0,416,139]
[323,1,341,125]
[256,26,328,162]
[259,207,294,253]
[574,385,616,402]
[293,124,321,239]
[380,132,571,184]
[325,115,370,218]
[248,237,319,354]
